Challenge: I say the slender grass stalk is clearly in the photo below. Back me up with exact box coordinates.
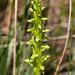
[68,0,75,75]
[25,0,50,75]
[13,0,18,75]
[55,0,72,74]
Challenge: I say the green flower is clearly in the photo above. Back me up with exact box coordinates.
[25,0,50,75]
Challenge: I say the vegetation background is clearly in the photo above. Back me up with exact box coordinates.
[0,0,75,75]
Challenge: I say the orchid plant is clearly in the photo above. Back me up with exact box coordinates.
[25,0,50,75]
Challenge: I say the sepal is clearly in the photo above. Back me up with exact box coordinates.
[27,19,34,22]
[30,8,34,12]
[31,1,34,4]
[42,18,48,21]
[24,59,29,63]
[27,28,33,32]
[41,7,45,11]
[42,55,50,62]
[41,45,50,51]
[42,29,50,32]
[39,65,45,70]
[39,0,41,2]
[31,54,38,59]
[38,25,41,29]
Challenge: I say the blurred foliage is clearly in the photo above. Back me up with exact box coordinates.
[0,0,8,12]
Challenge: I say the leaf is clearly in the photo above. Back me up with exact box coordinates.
[42,29,50,32]
[7,39,14,68]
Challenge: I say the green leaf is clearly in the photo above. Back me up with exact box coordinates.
[7,39,14,69]
[42,18,48,21]
[42,29,50,32]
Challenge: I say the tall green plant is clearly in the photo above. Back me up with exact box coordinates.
[25,0,50,75]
